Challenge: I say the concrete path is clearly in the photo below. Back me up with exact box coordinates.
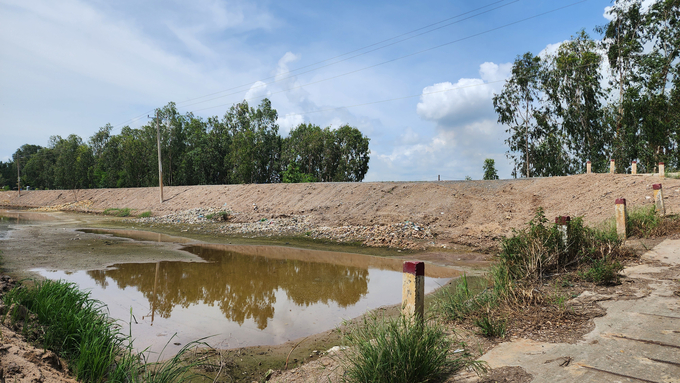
[478,239,680,383]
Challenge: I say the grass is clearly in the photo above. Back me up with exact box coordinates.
[3,279,211,383]
[205,211,230,221]
[431,274,493,321]
[138,211,152,218]
[474,315,506,338]
[579,257,624,285]
[103,207,133,217]
[341,314,486,383]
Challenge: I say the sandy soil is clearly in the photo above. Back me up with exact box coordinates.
[3,174,679,250]
[1,174,679,382]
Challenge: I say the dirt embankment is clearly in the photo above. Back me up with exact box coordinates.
[2,174,679,249]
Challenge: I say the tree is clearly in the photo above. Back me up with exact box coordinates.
[482,159,499,180]
[494,53,547,177]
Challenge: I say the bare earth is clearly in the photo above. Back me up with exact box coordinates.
[2,174,679,250]
[1,174,679,382]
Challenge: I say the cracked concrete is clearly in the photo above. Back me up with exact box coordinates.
[477,239,680,383]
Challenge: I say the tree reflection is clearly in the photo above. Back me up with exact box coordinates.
[87,247,369,329]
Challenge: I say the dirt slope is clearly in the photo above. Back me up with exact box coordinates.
[2,174,679,247]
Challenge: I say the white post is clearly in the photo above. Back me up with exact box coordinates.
[402,261,424,322]
[631,161,637,175]
[610,159,615,174]
[659,162,665,178]
[586,161,592,174]
[615,198,627,239]
[653,184,665,216]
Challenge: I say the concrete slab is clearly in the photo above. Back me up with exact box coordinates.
[479,239,680,383]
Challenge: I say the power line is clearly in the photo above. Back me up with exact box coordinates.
[175,0,520,108]
[111,0,518,129]
[187,0,593,114]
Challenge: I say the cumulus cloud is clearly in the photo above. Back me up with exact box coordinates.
[416,62,510,128]
[244,81,271,102]
[276,113,304,135]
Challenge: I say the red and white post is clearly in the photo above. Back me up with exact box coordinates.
[653,184,665,216]
[610,159,616,174]
[631,161,637,175]
[555,216,570,247]
[402,261,424,322]
[615,198,627,239]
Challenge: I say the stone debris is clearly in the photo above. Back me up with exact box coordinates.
[131,208,433,250]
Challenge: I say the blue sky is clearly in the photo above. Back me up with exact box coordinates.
[0,0,614,180]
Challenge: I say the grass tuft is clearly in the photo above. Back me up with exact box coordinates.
[474,315,506,338]
[138,211,152,218]
[341,314,484,383]
[103,208,132,217]
[579,257,624,285]
[3,280,211,383]
[205,211,230,221]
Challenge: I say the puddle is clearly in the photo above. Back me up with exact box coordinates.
[0,211,55,240]
[33,233,456,355]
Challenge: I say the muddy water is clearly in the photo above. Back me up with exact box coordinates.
[31,228,456,356]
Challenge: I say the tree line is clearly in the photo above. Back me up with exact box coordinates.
[494,0,678,177]
[0,98,370,190]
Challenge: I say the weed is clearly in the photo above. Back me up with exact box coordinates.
[579,257,624,285]
[432,275,493,321]
[341,314,483,383]
[3,280,212,383]
[627,205,661,238]
[474,315,506,338]
[103,208,132,217]
[138,211,152,218]
[206,211,230,221]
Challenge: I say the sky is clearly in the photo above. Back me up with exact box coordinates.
[0,0,617,181]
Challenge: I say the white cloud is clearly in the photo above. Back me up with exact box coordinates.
[244,81,271,102]
[276,113,304,135]
[416,62,510,129]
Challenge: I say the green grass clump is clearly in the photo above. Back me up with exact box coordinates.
[205,211,230,221]
[103,208,132,217]
[4,279,123,382]
[138,211,152,218]
[474,315,506,338]
[579,257,624,285]
[627,205,661,238]
[432,275,493,321]
[341,315,483,383]
[3,280,210,383]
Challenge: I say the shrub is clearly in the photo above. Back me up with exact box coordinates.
[580,257,624,285]
[206,211,230,221]
[342,315,461,383]
[627,205,661,238]
[103,208,132,217]
[138,211,152,218]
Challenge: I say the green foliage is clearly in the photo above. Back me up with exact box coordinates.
[341,315,476,383]
[282,163,317,183]
[432,275,494,321]
[3,280,210,383]
[496,0,680,175]
[464,175,472,181]
[2,185,9,191]
[482,159,499,180]
[474,315,506,338]
[103,208,132,217]
[627,205,661,237]
[205,211,230,221]
[580,257,624,285]
[5,98,371,190]
[3,280,123,382]
[138,211,152,218]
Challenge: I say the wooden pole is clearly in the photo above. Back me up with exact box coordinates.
[402,261,424,322]
[16,157,21,197]
[156,111,164,203]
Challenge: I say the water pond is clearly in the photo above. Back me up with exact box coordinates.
[33,229,458,355]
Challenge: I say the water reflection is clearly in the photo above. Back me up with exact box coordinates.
[87,247,369,329]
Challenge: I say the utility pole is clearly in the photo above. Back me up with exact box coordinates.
[16,156,21,197]
[156,111,164,203]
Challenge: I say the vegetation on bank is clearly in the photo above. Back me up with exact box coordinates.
[433,205,677,338]
[2,279,209,382]
[0,98,370,191]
